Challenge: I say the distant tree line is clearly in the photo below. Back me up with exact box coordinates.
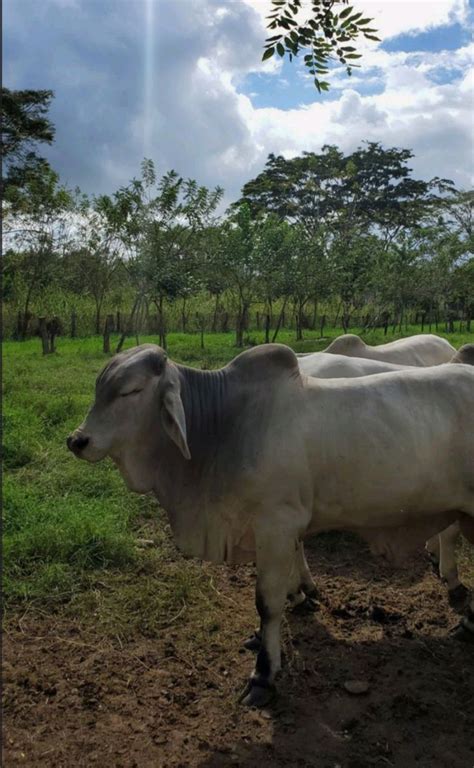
[2,88,473,352]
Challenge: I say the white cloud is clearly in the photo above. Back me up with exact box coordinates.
[4,0,473,207]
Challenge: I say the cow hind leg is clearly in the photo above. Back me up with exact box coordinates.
[452,512,474,641]
[240,523,297,707]
[425,533,441,576]
[290,542,319,613]
[437,522,470,613]
[452,592,474,644]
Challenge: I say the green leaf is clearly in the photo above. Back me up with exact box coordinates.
[339,5,353,19]
[262,47,275,61]
[364,34,381,41]
[276,42,285,56]
[345,53,362,59]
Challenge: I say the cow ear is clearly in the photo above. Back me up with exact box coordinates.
[161,389,191,460]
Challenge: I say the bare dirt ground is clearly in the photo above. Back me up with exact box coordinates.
[3,534,474,768]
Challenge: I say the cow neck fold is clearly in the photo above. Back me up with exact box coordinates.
[176,363,230,456]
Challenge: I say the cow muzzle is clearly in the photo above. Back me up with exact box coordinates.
[67,431,90,455]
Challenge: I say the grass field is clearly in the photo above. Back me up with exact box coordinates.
[3,326,473,629]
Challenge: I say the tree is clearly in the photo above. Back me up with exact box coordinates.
[263,0,379,93]
[3,163,74,339]
[2,88,55,190]
[65,193,129,336]
[237,144,436,243]
[111,161,223,350]
[220,204,262,347]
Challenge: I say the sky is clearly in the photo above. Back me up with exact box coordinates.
[3,0,473,208]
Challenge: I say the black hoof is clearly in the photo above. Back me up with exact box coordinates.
[239,679,275,708]
[291,594,319,614]
[243,631,262,652]
[448,584,471,613]
[451,622,474,643]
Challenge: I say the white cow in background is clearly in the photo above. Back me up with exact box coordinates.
[294,340,473,614]
[321,333,456,366]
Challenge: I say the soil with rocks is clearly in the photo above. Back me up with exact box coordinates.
[3,534,474,768]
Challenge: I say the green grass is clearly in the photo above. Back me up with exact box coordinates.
[3,326,473,631]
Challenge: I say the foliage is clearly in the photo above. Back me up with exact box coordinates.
[3,163,76,338]
[1,87,56,191]
[263,0,380,92]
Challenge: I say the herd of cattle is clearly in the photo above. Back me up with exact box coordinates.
[68,333,474,707]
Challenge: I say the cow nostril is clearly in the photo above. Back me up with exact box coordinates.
[67,434,90,452]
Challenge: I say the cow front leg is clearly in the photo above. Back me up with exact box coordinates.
[240,528,296,707]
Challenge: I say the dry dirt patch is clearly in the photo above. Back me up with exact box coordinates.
[3,535,474,768]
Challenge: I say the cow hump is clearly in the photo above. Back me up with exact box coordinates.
[323,334,365,354]
[229,343,299,382]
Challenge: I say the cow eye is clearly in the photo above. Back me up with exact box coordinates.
[120,388,143,397]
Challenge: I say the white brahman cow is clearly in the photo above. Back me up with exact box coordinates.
[68,344,474,706]
[321,333,455,366]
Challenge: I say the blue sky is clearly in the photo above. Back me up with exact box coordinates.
[3,0,473,206]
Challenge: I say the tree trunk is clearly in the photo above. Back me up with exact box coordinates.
[196,313,206,350]
[295,301,305,341]
[158,296,167,350]
[20,289,33,339]
[235,303,248,347]
[212,294,220,332]
[320,314,326,338]
[38,317,50,355]
[342,311,351,333]
[235,311,244,347]
[264,313,270,343]
[15,311,22,340]
[181,297,188,333]
[398,306,404,333]
[95,300,102,336]
[71,309,77,338]
[117,295,141,353]
[311,298,318,330]
[103,314,114,354]
[116,310,121,333]
[272,299,288,343]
